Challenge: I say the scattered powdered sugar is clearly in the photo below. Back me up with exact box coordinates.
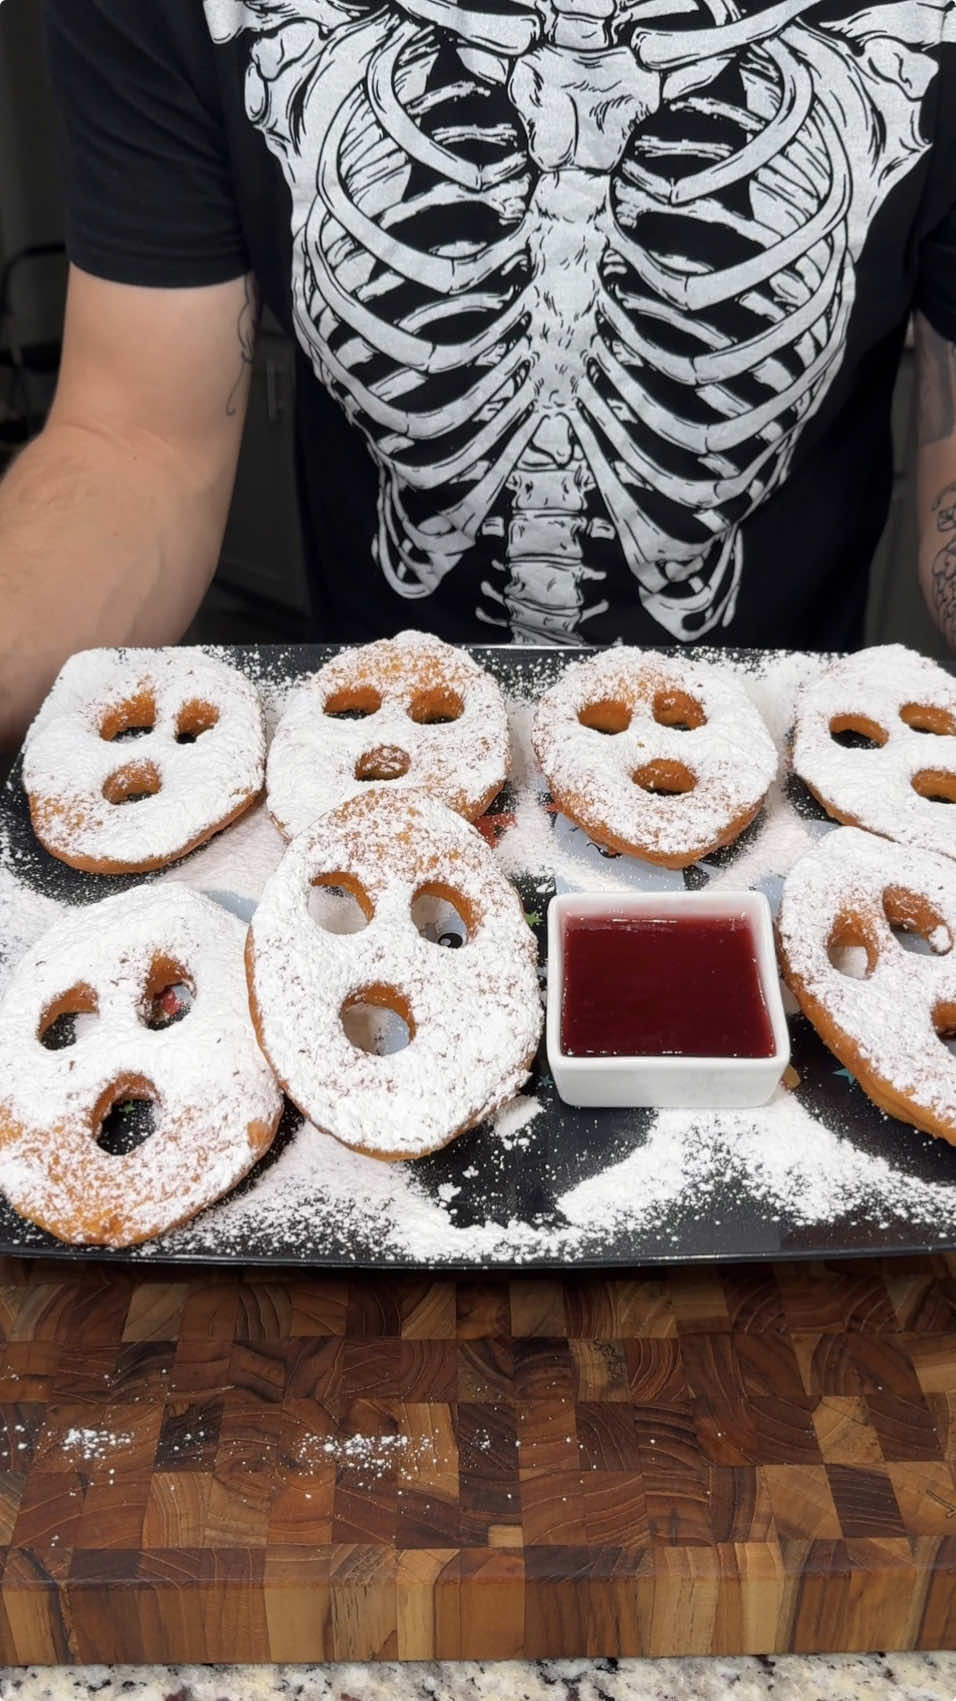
[159,1076,956,1266]
[742,647,831,748]
[157,796,285,919]
[0,838,64,1001]
[706,787,830,905]
[209,644,296,735]
[59,1425,134,1464]
[294,1429,450,1484]
[493,1094,543,1149]
[562,1090,956,1242]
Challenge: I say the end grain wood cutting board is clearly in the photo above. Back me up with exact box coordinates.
[2,1255,956,1662]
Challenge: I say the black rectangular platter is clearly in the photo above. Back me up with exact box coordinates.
[2,643,956,1271]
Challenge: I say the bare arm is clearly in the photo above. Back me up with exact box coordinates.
[916,310,956,649]
[0,265,258,752]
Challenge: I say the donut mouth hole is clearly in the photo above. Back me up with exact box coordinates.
[578,699,631,735]
[826,913,879,979]
[912,770,956,805]
[632,760,696,797]
[93,1078,158,1157]
[99,691,156,744]
[411,883,474,948]
[933,1002,956,1059]
[175,700,220,745]
[102,761,161,806]
[38,983,99,1051]
[883,886,953,957]
[324,687,382,721]
[141,956,195,1030]
[309,872,373,935]
[408,688,464,726]
[652,688,706,732]
[341,985,414,1056]
[355,746,411,783]
[828,715,888,751]
[900,703,956,736]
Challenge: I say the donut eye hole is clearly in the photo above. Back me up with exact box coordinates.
[141,956,195,1030]
[828,715,888,751]
[38,983,99,1051]
[934,1001,956,1059]
[411,882,474,948]
[882,887,953,957]
[341,984,414,1055]
[578,699,631,735]
[355,746,411,783]
[175,700,219,745]
[632,759,696,796]
[900,703,956,736]
[912,770,956,805]
[408,688,464,726]
[102,761,161,806]
[94,1078,158,1157]
[309,872,373,934]
[324,687,382,721]
[652,688,706,732]
[826,912,879,979]
[99,691,156,744]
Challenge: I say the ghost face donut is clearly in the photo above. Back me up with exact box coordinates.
[247,788,542,1161]
[778,825,956,1144]
[266,631,510,840]
[0,885,283,1246]
[23,648,266,874]
[531,649,777,867]
[792,645,956,859]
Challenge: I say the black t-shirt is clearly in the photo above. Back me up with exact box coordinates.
[44,0,956,651]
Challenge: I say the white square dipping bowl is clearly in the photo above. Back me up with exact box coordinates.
[546,889,790,1110]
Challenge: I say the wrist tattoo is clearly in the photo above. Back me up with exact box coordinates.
[931,480,956,643]
[226,275,259,417]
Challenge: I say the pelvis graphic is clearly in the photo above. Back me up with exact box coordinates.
[205,0,948,640]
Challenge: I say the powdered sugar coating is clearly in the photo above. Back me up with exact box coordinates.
[267,631,510,839]
[23,648,265,872]
[778,826,956,1138]
[792,644,956,857]
[8,645,956,1268]
[248,789,542,1160]
[0,884,282,1246]
[531,649,778,865]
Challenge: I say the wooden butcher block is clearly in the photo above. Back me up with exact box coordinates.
[2,1253,956,1663]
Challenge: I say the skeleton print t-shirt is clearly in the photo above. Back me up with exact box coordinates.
[47,0,956,649]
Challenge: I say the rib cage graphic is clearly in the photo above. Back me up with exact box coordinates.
[205,0,943,641]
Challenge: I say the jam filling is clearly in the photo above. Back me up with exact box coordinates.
[561,912,775,1059]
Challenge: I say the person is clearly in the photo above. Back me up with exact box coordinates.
[2,0,956,753]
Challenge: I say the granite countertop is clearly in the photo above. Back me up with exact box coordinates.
[3,1655,956,1701]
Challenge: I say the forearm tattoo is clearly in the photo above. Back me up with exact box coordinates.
[931,481,956,644]
[918,315,956,448]
[226,275,259,417]
[917,313,956,643]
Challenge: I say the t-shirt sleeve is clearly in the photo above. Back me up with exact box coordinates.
[44,0,249,288]
[917,200,956,342]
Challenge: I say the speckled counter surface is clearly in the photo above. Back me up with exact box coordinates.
[3,1656,956,1701]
